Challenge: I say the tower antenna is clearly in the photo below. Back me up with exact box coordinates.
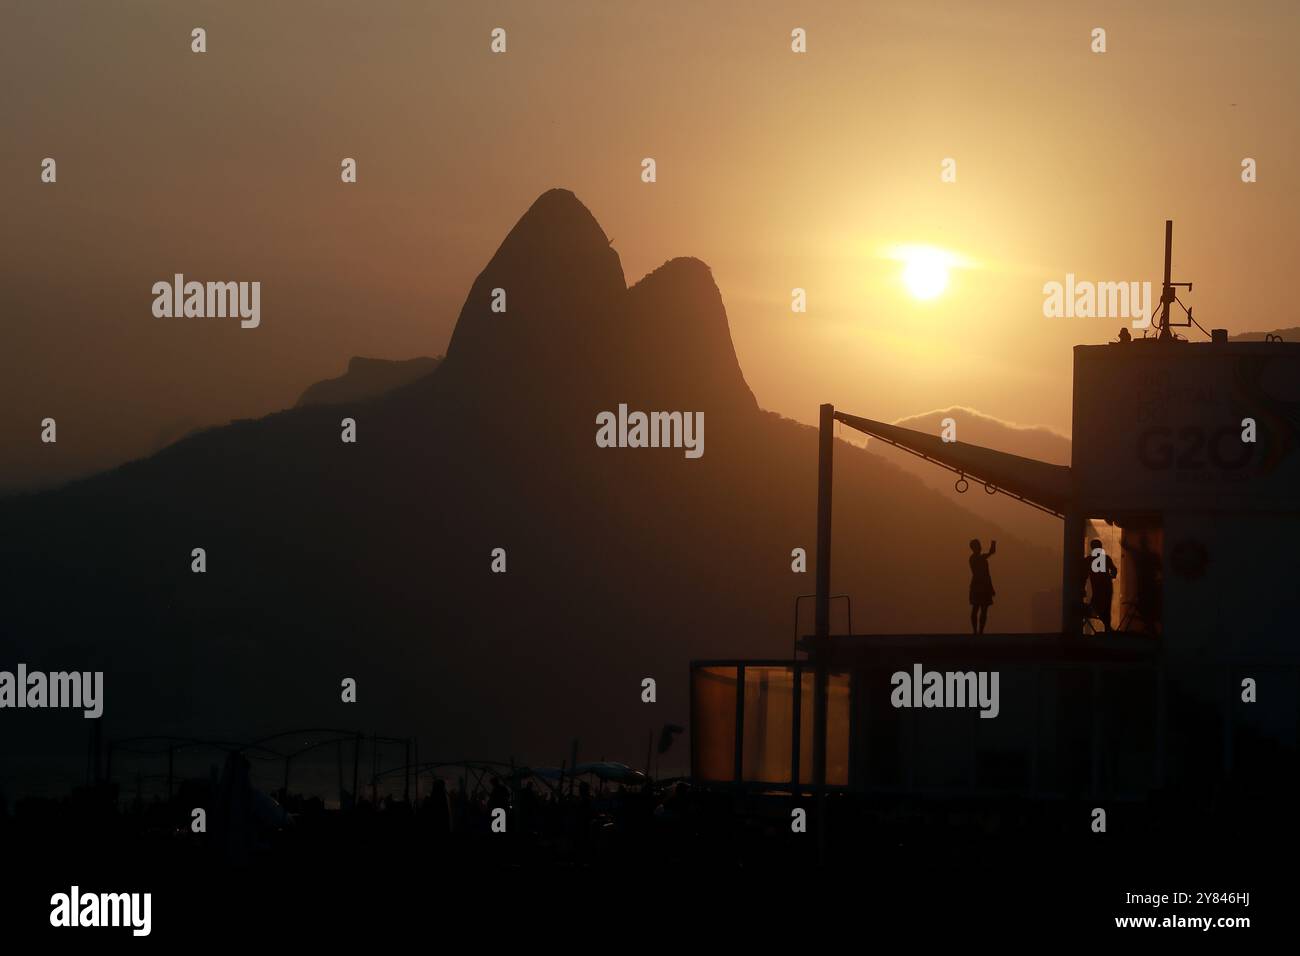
[1155,219,1195,339]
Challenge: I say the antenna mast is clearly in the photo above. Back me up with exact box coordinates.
[1155,219,1194,339]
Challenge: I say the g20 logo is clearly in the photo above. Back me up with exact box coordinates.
[1138,425,1253,470]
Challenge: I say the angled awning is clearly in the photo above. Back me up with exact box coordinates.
[834,412,1072,517]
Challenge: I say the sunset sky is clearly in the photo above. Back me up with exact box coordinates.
[3,0,1297,491]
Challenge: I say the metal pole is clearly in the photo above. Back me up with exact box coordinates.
[813,404,834,790]
[1158,219,1173,338]
[791,663,802,789]
[814,406,835,647]
[814,403,834,862]
[734,665,745,785]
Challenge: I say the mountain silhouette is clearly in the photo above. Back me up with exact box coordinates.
[0,189,1055,794]
[878,408,1068,562]
[296,356,442,408]
[1232,326,1298,342]
[437,189,756,426]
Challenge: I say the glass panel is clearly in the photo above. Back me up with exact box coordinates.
[827,673,850,787]
[1118,520,1162,635]
[692,666,737,781]
[1083,516,1163,635]
[1082,518,1121,633]
[797,670,851,787]
[742,667,796,783]
[799,672,813,786]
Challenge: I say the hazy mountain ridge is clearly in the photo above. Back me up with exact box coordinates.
[296,356,442,408]
[892,407,1071,464]
[1232,327,1298,342]
[870,407,1071,565]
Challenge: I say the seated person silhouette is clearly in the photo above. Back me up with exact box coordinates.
[1082,538,1119,633]
[968,538,996,634]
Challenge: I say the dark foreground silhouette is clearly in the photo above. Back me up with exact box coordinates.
[4,757,1288,938]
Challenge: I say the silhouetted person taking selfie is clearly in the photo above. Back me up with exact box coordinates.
[968,538,996,634]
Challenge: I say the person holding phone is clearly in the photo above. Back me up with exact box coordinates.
[968,538,996,634]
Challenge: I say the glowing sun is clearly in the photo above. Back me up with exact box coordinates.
[899,245,952,300]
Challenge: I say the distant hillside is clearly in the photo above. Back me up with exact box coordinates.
[1232,327,1297,342]
[0,190,1057,792]
[875,408,1069,581]
[296,356,442,408]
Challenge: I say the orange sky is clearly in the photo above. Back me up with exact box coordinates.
[3,0,1298,491]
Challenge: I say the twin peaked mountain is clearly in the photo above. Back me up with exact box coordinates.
[438,188,757,433]
[0,189,1054,770]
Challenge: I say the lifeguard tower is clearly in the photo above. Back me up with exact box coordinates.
[691,223,1300,808]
